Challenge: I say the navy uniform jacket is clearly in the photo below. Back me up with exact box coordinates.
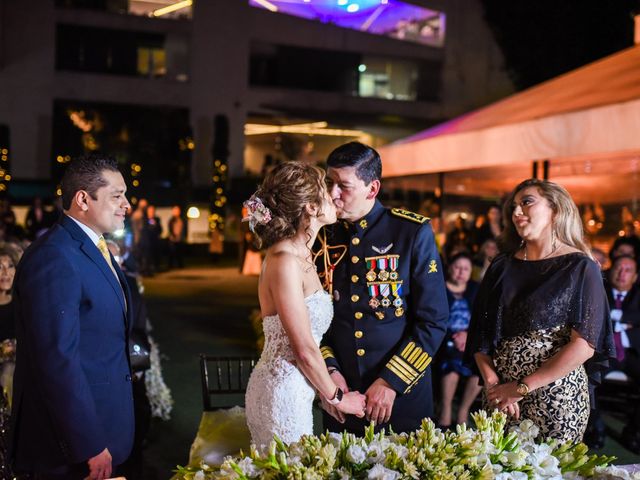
[9,215,134,473]
[315,200,448,434]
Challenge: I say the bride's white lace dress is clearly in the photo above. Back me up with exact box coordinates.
[245,290,333,448]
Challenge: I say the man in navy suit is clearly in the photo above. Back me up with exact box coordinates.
[9,155,134,479]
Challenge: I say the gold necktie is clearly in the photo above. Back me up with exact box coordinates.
[97,236,117,275]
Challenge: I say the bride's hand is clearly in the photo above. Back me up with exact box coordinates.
[320,397,346,424]
[337,391,366,417]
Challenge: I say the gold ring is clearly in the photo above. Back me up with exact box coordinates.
[494,398,500,405]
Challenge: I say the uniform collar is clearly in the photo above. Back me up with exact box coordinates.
[342,200,385,235]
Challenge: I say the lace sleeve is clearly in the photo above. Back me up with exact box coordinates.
[571,258,615,383]
[464,254,508,364]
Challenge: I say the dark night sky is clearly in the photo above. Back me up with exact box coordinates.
[481,0,640,90]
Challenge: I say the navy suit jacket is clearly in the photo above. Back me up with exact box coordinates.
[606,282,640,353]
[9,214,134,472]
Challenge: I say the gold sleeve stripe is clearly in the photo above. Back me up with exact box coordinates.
[390,356,417,378]
[386,362,413,385]
[388,356,417,381]
[320,347,335,359]
[401,342,416,358]
[407,347,423,364]
[415,352,431,371]
[404,372,426,393]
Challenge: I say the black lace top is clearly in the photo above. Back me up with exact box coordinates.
[465,252,616,382]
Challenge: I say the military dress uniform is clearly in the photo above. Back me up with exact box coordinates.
[314,200,449,434]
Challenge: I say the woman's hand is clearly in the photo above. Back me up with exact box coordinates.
[452,331,468,352]
[336,391,367,417]
[485,381,523,410]
[503,401,520,420]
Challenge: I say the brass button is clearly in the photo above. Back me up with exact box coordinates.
[357,348,365,356]
[354,330,363,338]
[351,295,359,302]
[351,275,359,283]
[351,256,359,264]
[351,237,360,245]
[354,312,363,319]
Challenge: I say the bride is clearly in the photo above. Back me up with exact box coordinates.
[244,162,366,448]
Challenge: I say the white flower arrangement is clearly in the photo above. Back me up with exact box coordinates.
[144,336,174,420]
[175,410,640,480]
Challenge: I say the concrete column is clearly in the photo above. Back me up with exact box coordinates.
[190,0,249,184]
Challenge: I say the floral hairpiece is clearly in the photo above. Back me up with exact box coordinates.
[242,195,272,233]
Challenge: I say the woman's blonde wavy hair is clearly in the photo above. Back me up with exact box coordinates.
[252,162,328,249]
[499,179,592,259]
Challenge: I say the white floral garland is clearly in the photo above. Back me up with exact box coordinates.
[176,410,639,480]
[145,336,174,420]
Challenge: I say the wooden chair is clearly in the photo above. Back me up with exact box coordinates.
[199,355,258,411]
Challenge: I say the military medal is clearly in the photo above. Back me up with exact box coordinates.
[377,258,390,281]
[366,258,377,282]
[380,283,391,307]
[391,283,404,316]
[389,255,399,281]
[375,311,385,320]
[368,284,380,309]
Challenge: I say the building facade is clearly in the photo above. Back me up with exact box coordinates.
[0,0,513,201]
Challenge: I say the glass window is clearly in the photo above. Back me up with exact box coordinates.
[55,0,193,20]
[248,0,445,47]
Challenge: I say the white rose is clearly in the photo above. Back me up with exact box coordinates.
[366,443,386,464]
[367,463,401,480]
[346,444,367,464]
[495,472,528,480]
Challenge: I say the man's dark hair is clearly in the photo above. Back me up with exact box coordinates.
[610,236,640,261]
[61,155,120,210]
[326,142,382,185]
[611,254,639,273]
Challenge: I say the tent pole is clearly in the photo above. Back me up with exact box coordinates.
[532,161,539,179]
[543,160,550,180]
[436,172,444,223]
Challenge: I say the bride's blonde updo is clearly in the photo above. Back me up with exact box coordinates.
[247,162,328,249]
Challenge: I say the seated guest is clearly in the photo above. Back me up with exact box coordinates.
[0,244,21,480]
[437,252,481,428]
[587,255,640,451]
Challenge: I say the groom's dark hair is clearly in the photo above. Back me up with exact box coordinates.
[326,142,382,185]
[61,154,120,210]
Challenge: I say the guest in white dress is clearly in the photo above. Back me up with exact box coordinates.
[244,162,366,448]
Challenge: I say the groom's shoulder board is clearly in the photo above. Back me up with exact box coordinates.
[390,208,430,225]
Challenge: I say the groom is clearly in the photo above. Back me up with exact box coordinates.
[316,142,449,434]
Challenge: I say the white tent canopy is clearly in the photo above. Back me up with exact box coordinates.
[379,45,640,204]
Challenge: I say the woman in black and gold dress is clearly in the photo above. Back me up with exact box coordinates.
[465,179,615,443]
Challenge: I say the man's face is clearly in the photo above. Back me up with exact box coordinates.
[611,257,638,292]
[85,170,130,235]
[327,166,376,222]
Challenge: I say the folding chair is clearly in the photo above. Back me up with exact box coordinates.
[199,355,258,411]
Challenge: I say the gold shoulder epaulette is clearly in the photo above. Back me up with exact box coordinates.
[390,208,430,224]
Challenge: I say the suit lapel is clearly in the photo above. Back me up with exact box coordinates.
[60,215,127,315]
[115,262,132,330]
[79,241,128,315]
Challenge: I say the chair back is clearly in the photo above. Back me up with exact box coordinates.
[199,355,258,411]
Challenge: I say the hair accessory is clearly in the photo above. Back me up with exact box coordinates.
[242,195,272,233]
